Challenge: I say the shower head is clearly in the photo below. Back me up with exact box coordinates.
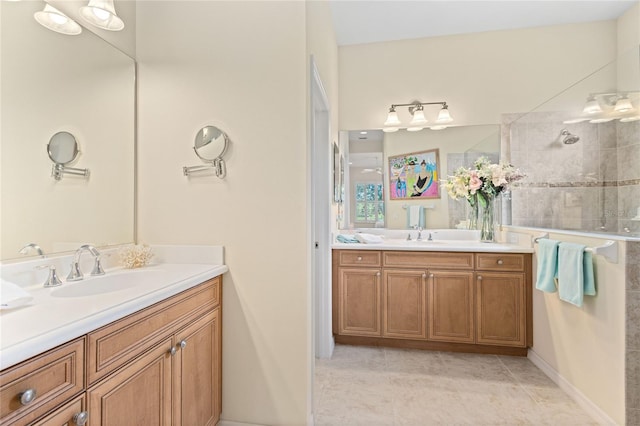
[560,129,580,144]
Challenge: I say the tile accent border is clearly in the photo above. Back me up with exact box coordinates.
[517,179,640,189]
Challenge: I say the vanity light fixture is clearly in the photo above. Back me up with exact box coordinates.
[383,101,453,132]
[582,96,602,114]
[79,0,124,31]
[614,96,634,113]
[34,5,82,35]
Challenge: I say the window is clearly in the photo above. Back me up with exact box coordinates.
[355,182,384,224]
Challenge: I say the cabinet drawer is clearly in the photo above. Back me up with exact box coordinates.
[32,395,86,426]
[0,338,85,426]
[476,254,525,272]
[87,277,220,385]
[383,251,473,270]
[338,250,381,267]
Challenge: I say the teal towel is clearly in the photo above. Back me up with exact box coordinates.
[336,234,359,244]
[558,242,595,307]
[535,239,560,293]
[583,251,596,297]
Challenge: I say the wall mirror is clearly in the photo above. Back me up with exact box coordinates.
[47,132,79,165]
[0,0,135,260]
[344,125,500,230]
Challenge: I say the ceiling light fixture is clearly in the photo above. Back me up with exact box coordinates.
[383,100,453,132]
[79,0,124,31]
[34,5,82,35]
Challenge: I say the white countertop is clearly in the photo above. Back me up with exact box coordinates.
[332,241,534,253]
[0,251,227,370]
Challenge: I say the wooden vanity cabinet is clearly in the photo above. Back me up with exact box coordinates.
[87,277,222,426]
[333,249,532,355]
[0,276,222,426]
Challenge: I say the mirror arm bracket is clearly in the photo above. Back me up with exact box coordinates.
[183,158,226,178]
[51,164,90,181]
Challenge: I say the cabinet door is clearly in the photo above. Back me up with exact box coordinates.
[173,309,220,426]
[476,272,526,347]
[338,268,381,336]
[382,269,426,339]
[427,270,475,343]
[87,338,173,426]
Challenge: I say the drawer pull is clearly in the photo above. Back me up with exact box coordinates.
[422,273,427,278]
[376,272,381,277]
[478,275,483,281]
[20,388,36,405]
[497,259,504,265]
[73,411,89,426]
[169,346,177,356]
[180,339,187,349]
[357,256,363,261]
[429,273,434,278]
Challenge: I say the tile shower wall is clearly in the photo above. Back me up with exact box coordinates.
[627,241,640,424]
[507,111,640,234]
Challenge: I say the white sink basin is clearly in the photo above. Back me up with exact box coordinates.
[51,269,164,298]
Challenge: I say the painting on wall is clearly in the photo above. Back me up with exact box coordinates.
[388,149,440,199]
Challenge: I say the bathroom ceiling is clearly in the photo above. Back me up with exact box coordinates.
[330,0,638,46]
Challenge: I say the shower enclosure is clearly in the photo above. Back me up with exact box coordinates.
[503,47,640,236]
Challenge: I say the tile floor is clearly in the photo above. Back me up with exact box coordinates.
[314,345,598,425]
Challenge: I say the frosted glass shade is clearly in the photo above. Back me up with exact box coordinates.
[614,97,634,113]
[80,0,124,31]
[384,110,401,126]
[34,5,82,35]
[409,109,427,126]
[436,107,453,123]
[583,97,602,114]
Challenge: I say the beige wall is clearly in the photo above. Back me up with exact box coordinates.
[526,231,626,424]
[339,20,618,130]
[137,1,340,423]
[617,2,640,92]
[136,1,311,424]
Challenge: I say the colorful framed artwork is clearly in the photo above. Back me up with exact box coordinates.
[388,148,440,199]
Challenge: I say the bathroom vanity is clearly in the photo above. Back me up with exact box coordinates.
[0,251,226,426]
[332,239,534,356]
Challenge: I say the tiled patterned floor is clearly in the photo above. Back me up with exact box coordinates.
[314,345,598,425]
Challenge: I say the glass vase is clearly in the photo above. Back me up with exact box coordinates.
[467,200,478,230]
[479,194,496,242]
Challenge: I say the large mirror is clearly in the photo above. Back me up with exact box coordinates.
[0,1,135,260]
[344,125,500,230]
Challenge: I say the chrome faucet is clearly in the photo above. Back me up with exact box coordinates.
[19,243,45,258]
[67,245,105,281]
[416,226,423,241]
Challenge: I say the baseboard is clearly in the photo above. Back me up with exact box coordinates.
[527,349,617,425]
[218,419,265,426]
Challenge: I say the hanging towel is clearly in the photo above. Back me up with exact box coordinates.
[0,279,33,310]
[407,205,425,229]
[583,250,596,297]
[535,239,560,293]
[336,234,359,244]
[557,242,595,307]
[354,233,384,244]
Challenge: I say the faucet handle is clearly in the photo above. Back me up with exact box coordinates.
[36,265,63,287]
[91,256,105,276]
[67,261,83,282]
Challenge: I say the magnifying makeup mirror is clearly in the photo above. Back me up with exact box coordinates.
[47,131,79,165]
[183,125,229,178]
[46,131,89,180]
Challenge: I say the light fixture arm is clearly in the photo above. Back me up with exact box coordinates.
[390,101,447,110]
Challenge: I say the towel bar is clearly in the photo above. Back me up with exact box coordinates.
[533,235,618,264]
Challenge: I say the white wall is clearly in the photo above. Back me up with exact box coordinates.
[136,2,310,424]
[339,20,618,130]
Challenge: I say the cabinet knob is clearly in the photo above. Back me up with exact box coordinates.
[376,271,381,277]
[73,411,89,426]
[180,340,187,349]
[169,346,177,356]
[19,389,36,405]
[478,275,483,281]
[422,273,427,278]
[497,259,504,265]
[429,273,434,278]
[357,256,363,261]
